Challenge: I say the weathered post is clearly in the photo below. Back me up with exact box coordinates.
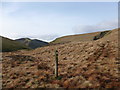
[55,50,58,78]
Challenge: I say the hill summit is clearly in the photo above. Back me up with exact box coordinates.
[16,38,49,49]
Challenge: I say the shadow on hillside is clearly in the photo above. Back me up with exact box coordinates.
[7,55,35,62]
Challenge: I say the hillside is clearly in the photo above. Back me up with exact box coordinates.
[1,36,29,52]
[51,30,111,45]
[2,28,120,88]
[16,38,49,49]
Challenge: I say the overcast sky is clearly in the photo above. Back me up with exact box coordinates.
[0,2,118,42]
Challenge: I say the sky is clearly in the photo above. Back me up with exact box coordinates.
[0,2,118,42]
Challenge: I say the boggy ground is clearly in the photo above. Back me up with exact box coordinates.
[2,29,120,88]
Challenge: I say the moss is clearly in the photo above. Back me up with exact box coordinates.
[93,31,111,40]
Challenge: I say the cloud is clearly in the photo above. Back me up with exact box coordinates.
[36,34,59,42]
[1,9,84,41]
[2,2,20,14]
[18,34,59,42]
[1,2,117,42]
[73,19,118,34]
[1,15,59,42]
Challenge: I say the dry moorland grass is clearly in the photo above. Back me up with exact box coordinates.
[2,29,120,88]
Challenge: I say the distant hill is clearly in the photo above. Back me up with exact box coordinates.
[16,38,49,49]
[50,30,112,45]
[1,36,29,52]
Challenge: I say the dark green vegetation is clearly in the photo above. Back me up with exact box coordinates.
[16,38,49,49]
[1,36,29,52]
[93,30,111,40]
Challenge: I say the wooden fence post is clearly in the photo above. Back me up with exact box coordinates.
[55,50,58,78]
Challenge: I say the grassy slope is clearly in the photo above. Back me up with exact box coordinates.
[2,28,119,88]
[1,36,29,52]
[51,30,112,44]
